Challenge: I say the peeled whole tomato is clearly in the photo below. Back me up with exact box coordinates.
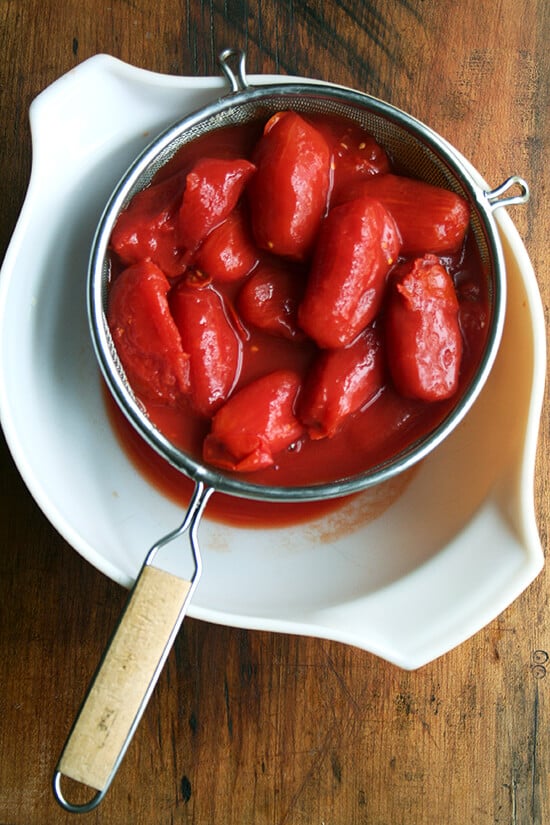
[247,111,331,260]
[110,169,188,277]
[298,196,401,348]
[179,157,256,252]
[193,206,259,283]
[203,370,304,472]
[325,121,391,204]
[298,325,385,439]
[107,261,190,404]
[385,254,463,401]
[340,173,470,256]
[170,281,242,416]
[237,258,307,341]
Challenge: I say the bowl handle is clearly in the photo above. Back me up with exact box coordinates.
[52,481,213,813]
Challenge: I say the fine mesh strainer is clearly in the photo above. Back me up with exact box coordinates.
[53,48,529,811]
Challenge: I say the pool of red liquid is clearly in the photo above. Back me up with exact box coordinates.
[104,386,361,528]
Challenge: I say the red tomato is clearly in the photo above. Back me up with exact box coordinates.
[170,282,242,416]
[298,325,385,439]
[203,370,304,472]
[341,173,470,255]
[385,254,463,401]
[247,111,331,260]
[298,196,401,348]
[193,206,259,282]
[179,157,256,251]
[107,261,190,404]
[110,170,187,277]
[237,258,307,341]
[322,121,390,204]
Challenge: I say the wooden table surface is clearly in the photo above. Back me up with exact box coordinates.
[1,1,548,823]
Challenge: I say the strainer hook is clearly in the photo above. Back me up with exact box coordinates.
[218,47,249,93]
[485,175,530,210]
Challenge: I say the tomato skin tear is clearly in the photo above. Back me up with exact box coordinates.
[107,261,190,404]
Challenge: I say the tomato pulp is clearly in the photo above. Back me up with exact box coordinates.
[104,113,489,527]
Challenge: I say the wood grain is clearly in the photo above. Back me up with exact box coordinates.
[0,1,548,823]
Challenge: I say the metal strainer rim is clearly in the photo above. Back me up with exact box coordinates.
[88,65,506,503]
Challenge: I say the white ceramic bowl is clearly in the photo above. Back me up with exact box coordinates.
[0,55,545,669]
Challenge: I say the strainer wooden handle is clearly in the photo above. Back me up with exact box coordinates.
[53,481,213,813]
[57,566,190,788]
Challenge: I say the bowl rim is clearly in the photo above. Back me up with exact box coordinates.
[0,54,544,669]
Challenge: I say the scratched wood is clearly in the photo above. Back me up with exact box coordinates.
[0,1,548,823]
